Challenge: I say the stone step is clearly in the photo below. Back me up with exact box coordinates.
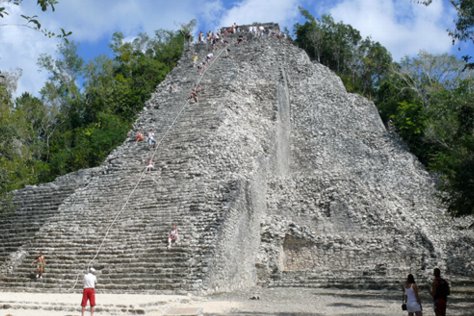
[13,258,195,270]
[269,271,474,294]
[12,259,195,271]
[12,192,72,201]
[2,270,196,282]
[5,206,64,215]
[0,281,188,292]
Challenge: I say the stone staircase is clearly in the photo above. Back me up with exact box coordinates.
[1,25,473,296]
[0,169,98,267]
[0,163,236,292]
[0,32,267,293]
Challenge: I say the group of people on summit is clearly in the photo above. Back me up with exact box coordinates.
[196,23,286,46]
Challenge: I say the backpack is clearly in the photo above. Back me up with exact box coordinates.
[436,278,450,298]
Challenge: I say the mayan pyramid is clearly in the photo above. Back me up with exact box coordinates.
[1,23,472,294]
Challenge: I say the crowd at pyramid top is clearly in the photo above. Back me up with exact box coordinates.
[195,22,286,46]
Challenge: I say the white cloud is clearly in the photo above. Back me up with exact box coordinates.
[0,3,56,96]
[50,0,199,41]
[196,0,225,33]
[326,0,455,60]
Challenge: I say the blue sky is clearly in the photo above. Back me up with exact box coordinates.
[0,0,467,97]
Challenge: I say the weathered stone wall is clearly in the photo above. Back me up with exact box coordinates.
[256,39,473,288]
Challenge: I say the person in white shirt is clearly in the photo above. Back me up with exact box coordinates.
[81,267,97,316]
[147,129,156,148]
[403,274,422,316]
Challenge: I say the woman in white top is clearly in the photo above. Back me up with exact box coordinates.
[404,274,423,316]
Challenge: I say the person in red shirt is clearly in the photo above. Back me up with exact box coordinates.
[431,268,450,316]
[135,131,144,142]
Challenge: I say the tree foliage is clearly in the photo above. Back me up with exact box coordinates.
[376,52,474,216]
[294,7,392,98]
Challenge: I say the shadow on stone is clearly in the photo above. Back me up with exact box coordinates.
[328,302,379,309]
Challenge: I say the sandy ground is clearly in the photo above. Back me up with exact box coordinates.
[1,287,473,316]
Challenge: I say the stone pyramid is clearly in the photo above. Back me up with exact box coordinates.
[1,23,472,294]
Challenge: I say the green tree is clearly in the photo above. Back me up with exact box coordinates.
[376,66,416,122]
[426,79,474,216]
[294,8,392,97]
[392,100,427,157]
[0,94,42,193]
[294,7,324,62]
[0,71,19,204]
[0,89,56,194]
[351,38,392,96]
[14,93,55,178]
[377,51,474,216]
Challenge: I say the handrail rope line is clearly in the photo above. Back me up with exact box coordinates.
[69,40,232,291]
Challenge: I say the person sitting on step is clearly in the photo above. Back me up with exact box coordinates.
[167,224,179,249]
[135,131,144,142]
[206,52,214,62]
[145,159,154,172]
[32,252,46,279]
[189,88,199,103]
[197,60,208,75]
[189,85,203,103]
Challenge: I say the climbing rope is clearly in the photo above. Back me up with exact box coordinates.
[70,39,232,291]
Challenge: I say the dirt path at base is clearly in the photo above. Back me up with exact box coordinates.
[1,287,472,316]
